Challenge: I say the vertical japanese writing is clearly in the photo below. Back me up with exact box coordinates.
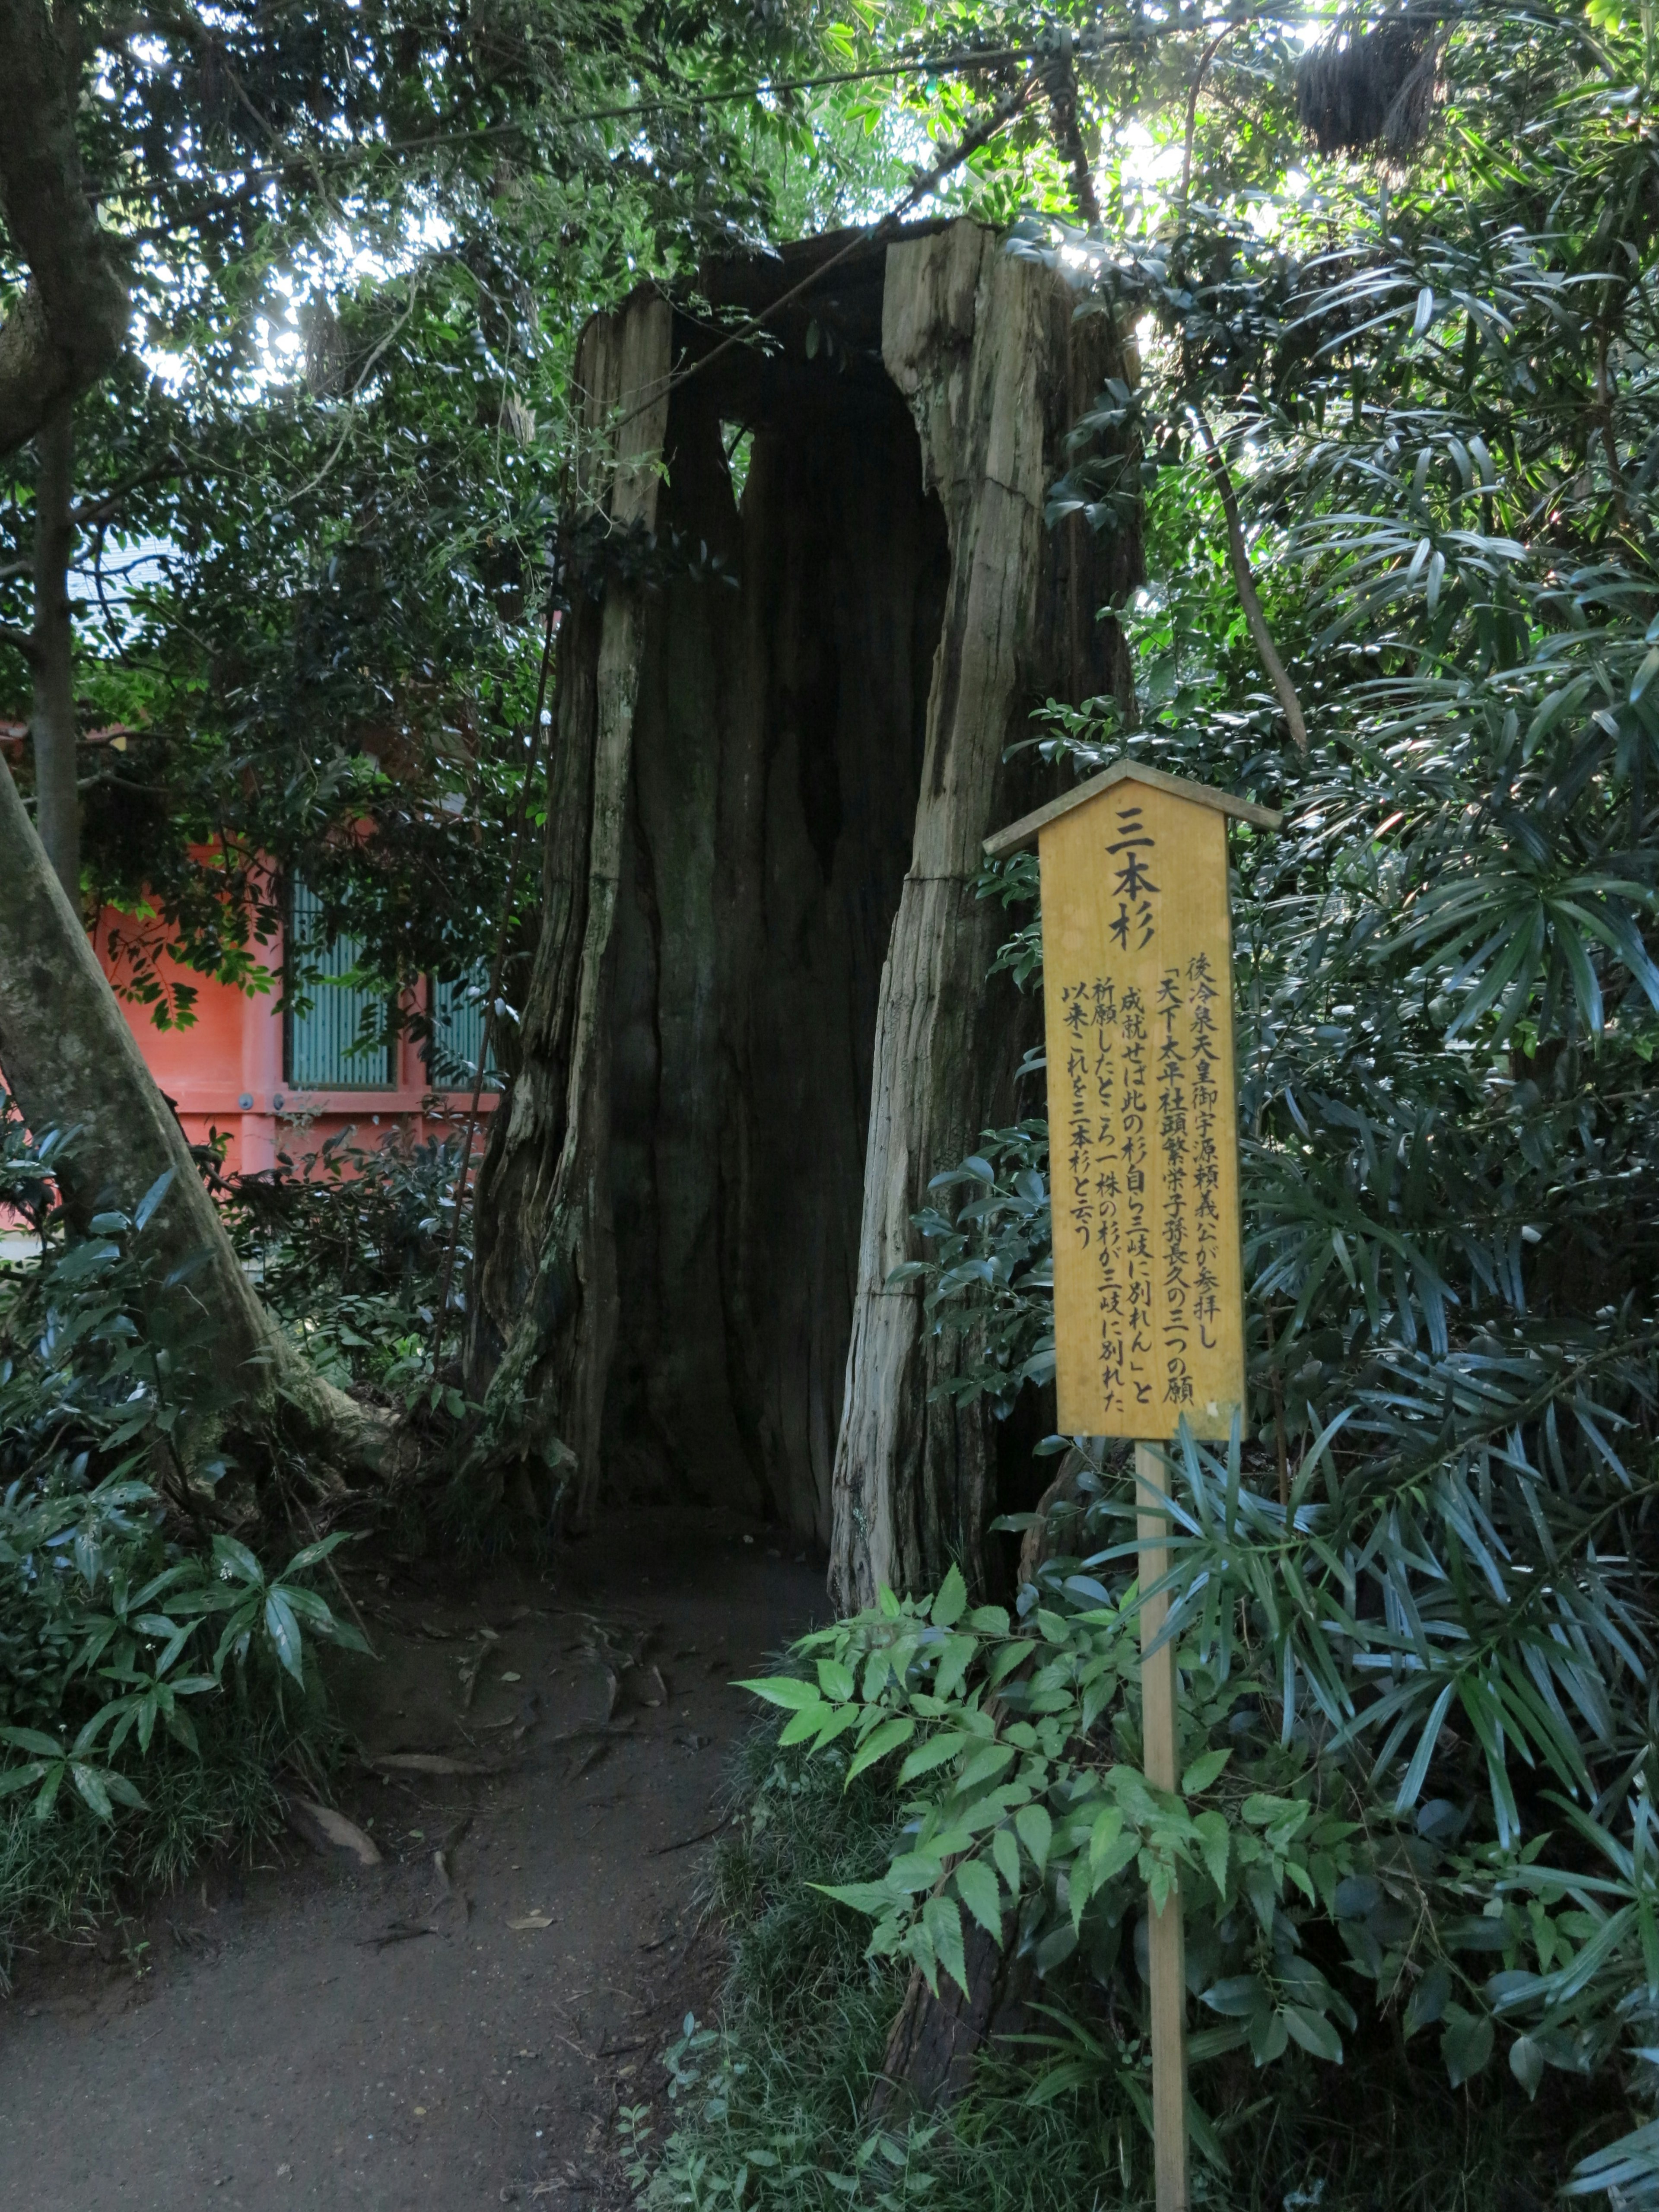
[1156,965,1192,1410]
[1042,779,1245,1439]
[1188,950,1222,1354]
[1061,982,1093,1259]
[1108,804,1158,953]
[1090,978,1123,1410]
[1119,983,1153,1414]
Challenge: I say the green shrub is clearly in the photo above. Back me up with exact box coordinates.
[0,1096,368,1955]
[226,1121,471,1407]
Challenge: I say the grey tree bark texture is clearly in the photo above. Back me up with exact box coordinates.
[466,219,1140,1590]
[29,401,79,903]
[0,751,397,1488]
[828,223,1141,1607]
[0,0,130,456]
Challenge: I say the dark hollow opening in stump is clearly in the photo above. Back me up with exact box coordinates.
[602,237,950,1542]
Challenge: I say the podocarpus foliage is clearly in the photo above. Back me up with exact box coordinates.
[732,12,1659,2206]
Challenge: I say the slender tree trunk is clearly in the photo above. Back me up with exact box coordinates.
[0,0,130,456]
[0,751,398,1488]
[30,400,78,903]
[827,225,1141,1609]
[1191,407,1306,753]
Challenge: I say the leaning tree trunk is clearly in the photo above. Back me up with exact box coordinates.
[29,400,78,905]
[0,753,396,1486]
[827,225,1140,1608]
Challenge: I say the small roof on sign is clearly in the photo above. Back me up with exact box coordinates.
[983,756,1282,860]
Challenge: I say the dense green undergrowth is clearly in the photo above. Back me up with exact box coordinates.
[633,22,1659,2207]
[626,1722,1568,2212]
[0,1100,468,1961]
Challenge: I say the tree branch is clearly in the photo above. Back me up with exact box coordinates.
[67,449,177,532]
[0,0,131,456]
[1191,406,1308,754]
[1179,27,1236,217]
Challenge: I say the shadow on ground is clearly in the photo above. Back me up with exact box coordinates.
[0,1508,824,2211]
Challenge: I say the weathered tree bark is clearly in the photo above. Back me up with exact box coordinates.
[465,294,674,1500]
[0,0,130,456]
[468,238,948,1528]
[0,751,397,1485]
[468,220,1139,1561]
[828,225,1141,1609]
[868,1911,1032,2119]
[30,400,78,902]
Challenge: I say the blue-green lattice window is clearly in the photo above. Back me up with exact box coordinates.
[285,880,395,1090]
[429,971,502,1092]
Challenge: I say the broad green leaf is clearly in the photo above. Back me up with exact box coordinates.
[1014,1802,1052,1876]
[264,1589,305,1682]
[845,1716,916,1783]
[954,1857,1004,1939]
[899,1731,971,1783]
[0,1726,65,1760]
[1182,1748,1230,1796]
[813,1881,894,1917]
[992,1824,1022,1897]
[1089,1805,1126,1877]
[736,1675,822,1711]
[779,1703,830,1745]
[931,1566,968,1628]
[932,1634,976,1703]
[1248,2007,1289,2066]
[1509,2034,1545,2098]
[211,1536,263,1587]
[70,1762,114,1821]
[1194,1808,1230,1897]
[1405,1961,1452,2038]
[1441,2005,1494,2087]
[957,1740,1016,1790]
[1283,2005,1344,2063]
[887,1852,944,1894]
[134,1168,175,1231]
[1203,1975,1268,2019]
[924,1894,969,1997]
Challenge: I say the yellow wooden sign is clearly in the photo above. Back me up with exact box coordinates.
[988,758,1279,2212]
[985,758,1278,1438]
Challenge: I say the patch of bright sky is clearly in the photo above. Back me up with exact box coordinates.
[138,203,454,397]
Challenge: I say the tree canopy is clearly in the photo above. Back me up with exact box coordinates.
[8,0,1659,2195]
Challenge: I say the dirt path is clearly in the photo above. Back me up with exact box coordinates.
[0,1510,823,2211]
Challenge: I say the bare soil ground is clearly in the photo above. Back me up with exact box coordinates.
[0,1508,823,2211]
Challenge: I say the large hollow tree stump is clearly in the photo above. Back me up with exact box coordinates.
[467,219,1140,1567]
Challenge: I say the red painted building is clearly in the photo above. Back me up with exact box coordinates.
[96,888,498,1177]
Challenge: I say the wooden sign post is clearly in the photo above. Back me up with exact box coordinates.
[985,759,1279,2212]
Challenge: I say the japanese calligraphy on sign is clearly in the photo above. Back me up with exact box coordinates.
[985,760,1279,1441]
